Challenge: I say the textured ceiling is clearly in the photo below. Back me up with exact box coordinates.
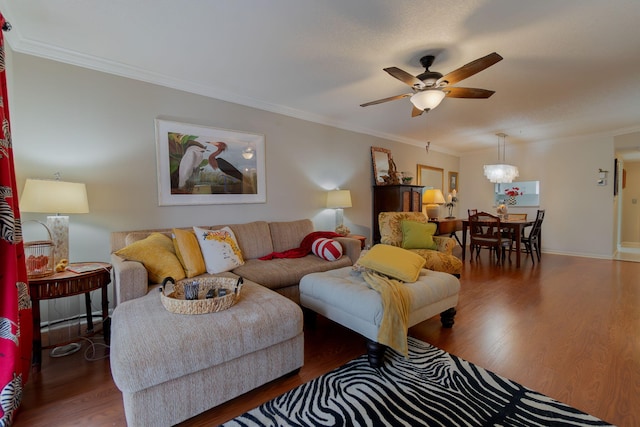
[2,0,640,154]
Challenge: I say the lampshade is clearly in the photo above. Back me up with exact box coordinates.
[422,189,445,220]
[410,89,446,111]
[20,178,89,264]
[422,189,445,205]
[326,190,352,209]
[20,179,89,214]
[484,133,519,183]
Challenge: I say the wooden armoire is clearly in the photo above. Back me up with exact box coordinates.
[372,184,424,243]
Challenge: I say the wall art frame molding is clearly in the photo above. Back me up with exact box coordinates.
[155,119,266,206]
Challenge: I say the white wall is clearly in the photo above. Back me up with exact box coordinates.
[9,51,459,263]
[460,134,616,258]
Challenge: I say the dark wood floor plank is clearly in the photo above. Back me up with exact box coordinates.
[13,251,640,426]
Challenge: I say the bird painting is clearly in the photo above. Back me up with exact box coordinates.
[178,144,207,188]
[176,140,245,192]
[206,142,243,181]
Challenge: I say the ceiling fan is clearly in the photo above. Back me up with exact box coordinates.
[360,52,503,117]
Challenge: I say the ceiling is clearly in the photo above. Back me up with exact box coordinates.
[2,0,640,155]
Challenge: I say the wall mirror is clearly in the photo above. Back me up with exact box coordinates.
[371,146,392,185]
[494,180,540,207]
[417,164,444,191]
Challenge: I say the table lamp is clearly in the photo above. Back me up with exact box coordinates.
[423,189,445,220]
[326,189,352,235]
[20,176,89,265]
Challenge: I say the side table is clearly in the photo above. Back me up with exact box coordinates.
[28,262,112,371]
[347,234,367,249]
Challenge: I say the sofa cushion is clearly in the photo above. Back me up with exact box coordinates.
[172,228,206,278]
[222,221,273,260]
[194,226,245,274]
[357,244,426,283]
[269,219,314,253]
[115,233,186,283]
[233,255,352,290]
[311,238,343,261]
[401,221,437,250]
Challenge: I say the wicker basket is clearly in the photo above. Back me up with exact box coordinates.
[24,222,55,279]
[160,276,243,315]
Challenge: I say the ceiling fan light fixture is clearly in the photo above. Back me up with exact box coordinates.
[410,89,445,111]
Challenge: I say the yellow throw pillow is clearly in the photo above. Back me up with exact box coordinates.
[401,220,438,250]
[114,232,186,283]
[357,244,426,283]
[172,228,206,278]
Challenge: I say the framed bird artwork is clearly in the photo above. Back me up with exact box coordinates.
[155,119,266,205]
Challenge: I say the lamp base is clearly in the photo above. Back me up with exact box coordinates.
[46,215,69,266]
[426,204,440,220]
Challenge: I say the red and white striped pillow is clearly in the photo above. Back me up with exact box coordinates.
[311,238,343,261]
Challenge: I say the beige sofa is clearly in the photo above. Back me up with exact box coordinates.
[109,219,361,425]
[110,219,362,305]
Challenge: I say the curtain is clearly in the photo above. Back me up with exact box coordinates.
[0,14,33,427]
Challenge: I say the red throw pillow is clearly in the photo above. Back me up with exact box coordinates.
[311,238,343,261]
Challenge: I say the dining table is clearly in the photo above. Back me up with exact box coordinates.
[461,218,534,267]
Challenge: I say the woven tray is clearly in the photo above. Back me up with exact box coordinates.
[160,276,243,315]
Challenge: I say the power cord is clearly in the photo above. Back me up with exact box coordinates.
[78,336,110,362]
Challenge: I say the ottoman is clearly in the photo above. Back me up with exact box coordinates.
[110,279,304,426]
[300,266,460,367]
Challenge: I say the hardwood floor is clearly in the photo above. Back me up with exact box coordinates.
[13,251,640,426]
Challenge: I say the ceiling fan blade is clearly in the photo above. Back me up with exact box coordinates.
[437,52,503,86]
[444,87,496,98]
[411,106,425,117]
[360,93,412,107]
[384,67,425,88]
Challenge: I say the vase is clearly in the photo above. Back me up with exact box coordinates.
[507,196,517,205]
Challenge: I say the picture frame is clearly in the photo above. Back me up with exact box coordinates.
[155,119,266,205]
[416,164,443,191]
[448,171,459,193]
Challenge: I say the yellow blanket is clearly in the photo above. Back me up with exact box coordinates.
[362,271,412,357]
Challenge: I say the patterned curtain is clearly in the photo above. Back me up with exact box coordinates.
[0,14,33,427]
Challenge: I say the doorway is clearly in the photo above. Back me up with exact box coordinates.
[614,133,640,262]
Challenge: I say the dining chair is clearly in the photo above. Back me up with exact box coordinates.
[502,213,527,243]
[469,212,513,265]
[467,209,479,253]
[521,209,545,263]
[507,213,527,221]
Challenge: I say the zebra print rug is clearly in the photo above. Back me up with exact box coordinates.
[223,337,612,427]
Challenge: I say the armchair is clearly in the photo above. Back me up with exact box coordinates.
[378,212,462,276]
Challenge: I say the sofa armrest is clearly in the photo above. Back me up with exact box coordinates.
[433,236,456,255]
[110,253,150,305]
[334,237,362,264]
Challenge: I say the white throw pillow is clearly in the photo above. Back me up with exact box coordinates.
[311,238,343,261]
[193,226,245,274]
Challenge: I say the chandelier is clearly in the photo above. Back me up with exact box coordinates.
[483,133,519,183]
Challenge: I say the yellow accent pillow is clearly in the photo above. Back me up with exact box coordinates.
[401,220,437,250]
[357,244,426,283]
[172,228,206,278]
[115,232,186,283]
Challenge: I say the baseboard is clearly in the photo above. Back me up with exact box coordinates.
[40,311,110,347]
